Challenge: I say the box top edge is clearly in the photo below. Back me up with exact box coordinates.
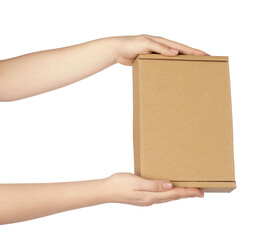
[137,54,228,62]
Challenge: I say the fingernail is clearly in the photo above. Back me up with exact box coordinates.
[169,48,179,54]
[162,182,173,189]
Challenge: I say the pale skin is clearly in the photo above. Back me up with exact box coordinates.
[0,35,207,225]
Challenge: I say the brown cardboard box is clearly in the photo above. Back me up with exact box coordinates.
[132,54,236,193]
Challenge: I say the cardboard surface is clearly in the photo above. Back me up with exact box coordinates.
[132,54,236,192]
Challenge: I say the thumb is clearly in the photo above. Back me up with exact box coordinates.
[139,178,173,192]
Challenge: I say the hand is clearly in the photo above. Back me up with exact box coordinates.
[104,173,204,206]
[114,34,208,66]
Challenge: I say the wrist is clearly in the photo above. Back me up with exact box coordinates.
[99,176,114,203]
[106,36,121,64]
[99,175,121,204]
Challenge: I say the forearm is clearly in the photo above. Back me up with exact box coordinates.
[0,179,108,224]
[0,37,119,101]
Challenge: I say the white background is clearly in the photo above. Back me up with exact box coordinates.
[0,0,267,239]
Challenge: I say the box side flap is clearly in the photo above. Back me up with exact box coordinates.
[132,58,141,176]
[171,181,236,193]
[137,54,228,62]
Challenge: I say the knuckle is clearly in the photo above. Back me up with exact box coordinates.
[137,34,147,41]
[182,188,191,196]
[180,188,196,198]
[139,34,149,38]
[152,181,163,191]
[143,37,152,46]
[163,45,170,51]
[157,43,169,52]
[173,188,188,198]
[155,35,164,40]
[143,195,155,206]
[136,36,151,49]
[150,183,159,192]
[185,188,197,195]
[133,179,142,190]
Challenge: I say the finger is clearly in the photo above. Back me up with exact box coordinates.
[147,35,207,55]
[151,187,204,203]
[144,35,208,56]
[143,38,179,56]
[136,178,173,192]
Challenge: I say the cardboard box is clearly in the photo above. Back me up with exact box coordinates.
[132,54,236,192]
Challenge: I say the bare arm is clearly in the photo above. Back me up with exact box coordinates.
[0,34,207,101]
[0,173,203,225]
[0,37,118,101]
[0,35,206,224]
[0,179,107,224]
